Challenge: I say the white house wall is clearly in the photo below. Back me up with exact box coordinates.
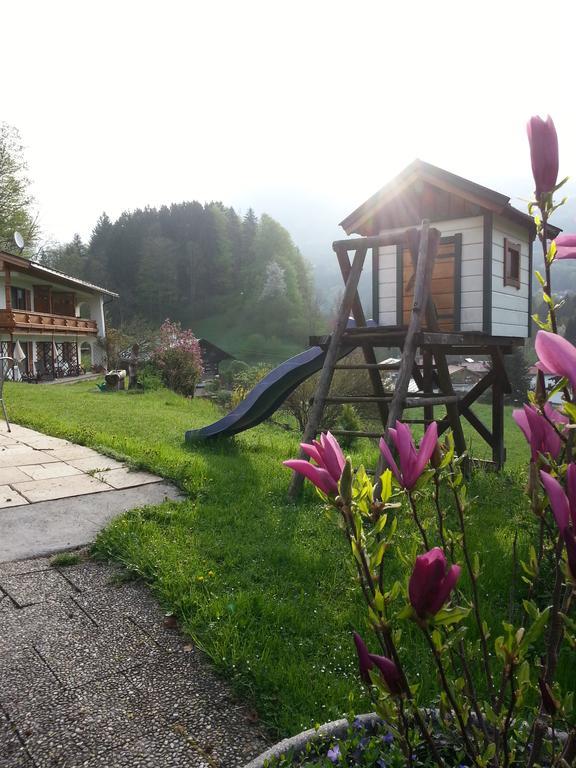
[491,216,530,338]
[377,216,484,331]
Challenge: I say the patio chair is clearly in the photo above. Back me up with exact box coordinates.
[0,357,14,431]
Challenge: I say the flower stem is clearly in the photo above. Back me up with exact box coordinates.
[407,491,430,550]
[422,628,477,761]
[450,478,494,695]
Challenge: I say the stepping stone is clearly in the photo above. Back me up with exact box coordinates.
[11,474,111,503]
[97,468,162,489]
[17,462,84,481]
[0,447,60,467]
[0,568,78,607]
[0,467,37,484]
[0,486,29,508]
[68,456,125,472]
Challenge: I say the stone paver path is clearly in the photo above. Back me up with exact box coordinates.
[0,556,269,767]
[0,425,163,508]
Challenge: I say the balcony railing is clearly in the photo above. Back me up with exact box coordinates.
[0,309,98,334]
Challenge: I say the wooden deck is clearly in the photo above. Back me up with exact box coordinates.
[0,310,97,335]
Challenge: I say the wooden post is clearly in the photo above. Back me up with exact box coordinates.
[4,266,11,310]
[373,221,438,497]
[288,245,368,499]
[491,349,507,469]
[335,247,389,428]
[422,350,434,426]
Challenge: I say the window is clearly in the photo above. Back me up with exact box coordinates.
[10,286,30,310]
[503,238,521,289]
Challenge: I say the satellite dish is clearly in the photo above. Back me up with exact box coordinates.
[13,231,24,251]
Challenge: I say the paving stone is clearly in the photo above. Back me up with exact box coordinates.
[0,486,29,509]
[0,598,94,655]
[0,646,61,714]
[68,456,126,472]
[80,729,209,768]
[17,462,84,481]
[73,582,186,652]
[0,447,61,468]
[0,713,33,767]
[0,568,78,607]
[11,474,110,503]
[11,676,156,767]
[0,556,51,577]
[126,656,268,767]
[97,467,162,489]
[35,618,163,686]
[0,467,34,484]
[59,561,125,592]
[43,446,106,462]
[16,435,72,450]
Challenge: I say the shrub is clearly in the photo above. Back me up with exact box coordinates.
[151,319,203,397]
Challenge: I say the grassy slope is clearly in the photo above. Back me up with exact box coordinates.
[4,382,550,736]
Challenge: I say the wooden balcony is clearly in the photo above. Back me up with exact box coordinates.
[0,309,98,335]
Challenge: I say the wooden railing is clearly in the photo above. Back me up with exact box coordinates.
[0,309,98,334]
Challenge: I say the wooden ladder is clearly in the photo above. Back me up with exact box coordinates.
[287,220,467,501]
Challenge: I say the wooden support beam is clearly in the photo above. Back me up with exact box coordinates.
[461,405,493,447]
[491,351,506,468]
[287,246,368,499]
[335,245,390,427]
[374,221,439,499]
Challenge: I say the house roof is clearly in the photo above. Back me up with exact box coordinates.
[198,338,235,359]
[340,160,562,238]
[0,250,119,297]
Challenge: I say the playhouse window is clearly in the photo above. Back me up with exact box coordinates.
[503,239,521,289]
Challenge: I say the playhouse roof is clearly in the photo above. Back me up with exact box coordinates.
[339,160,562,238]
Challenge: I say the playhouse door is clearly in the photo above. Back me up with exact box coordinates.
[400,236,460,332]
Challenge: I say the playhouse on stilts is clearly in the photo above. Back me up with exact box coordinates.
[288,160,559,497]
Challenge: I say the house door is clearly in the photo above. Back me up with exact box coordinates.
[398,235,461,332]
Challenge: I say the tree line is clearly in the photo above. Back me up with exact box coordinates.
[40,203,320,350]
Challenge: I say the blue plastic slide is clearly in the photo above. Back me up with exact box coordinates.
[185,344,348,442]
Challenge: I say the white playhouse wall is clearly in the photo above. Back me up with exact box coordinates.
[377,215,530,337]
[491,215,530,338]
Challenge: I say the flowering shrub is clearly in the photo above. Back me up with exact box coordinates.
[151,319,203,397]
[280,117,576,767]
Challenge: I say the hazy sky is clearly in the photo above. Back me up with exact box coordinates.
[4,0,576,252]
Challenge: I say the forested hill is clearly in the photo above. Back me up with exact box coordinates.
[41,204,320,361]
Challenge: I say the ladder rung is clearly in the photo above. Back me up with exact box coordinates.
[405,395,459,407]
[325,396,393,403]
[333,363,401,370]
[329,430,383,438]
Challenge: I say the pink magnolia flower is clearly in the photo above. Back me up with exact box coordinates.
[409,547,461,619]
[527,115,559,198]
[554,233,576,260]
[539,464,576,535]
[535,330,576,391]
[512,403,565,461]
[379,421,438,490]
[283,431,345,496]
[352,633,403,694]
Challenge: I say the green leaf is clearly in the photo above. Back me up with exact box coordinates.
[373,512,388,535]
[563,402,576,422]
[380,469,392,503]
[535,270,545,287]
[373,540,387,567]
[520,606,551,652]
[432,606,470,627]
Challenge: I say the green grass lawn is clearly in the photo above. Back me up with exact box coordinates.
[4,381,555,736]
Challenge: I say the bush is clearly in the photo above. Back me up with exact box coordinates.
[156,347,199,397]
[151,319,203,398]
[337,404,363,448]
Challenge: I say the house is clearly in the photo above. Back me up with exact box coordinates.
[198,338,235,378]
[0,250,118,380]
[340,160,561,339]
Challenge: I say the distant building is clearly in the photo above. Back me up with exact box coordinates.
[198,339,235,378]
[0,250,117,380]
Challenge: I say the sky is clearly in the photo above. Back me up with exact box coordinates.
[4,0,576,257]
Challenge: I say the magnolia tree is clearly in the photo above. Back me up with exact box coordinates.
[284,118,576,767]
[152,319,203,397]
